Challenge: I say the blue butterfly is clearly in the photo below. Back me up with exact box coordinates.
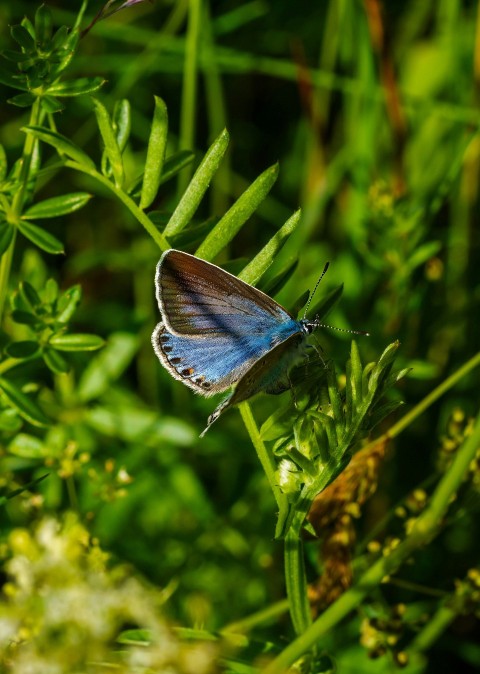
[152,249,330,436]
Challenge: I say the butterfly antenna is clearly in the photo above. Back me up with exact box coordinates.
[318,323,370,337]
[303,262,330,320]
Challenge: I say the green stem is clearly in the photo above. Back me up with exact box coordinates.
[0,99,42,321]
[410,604,456,652]
[238,402,288,517]
[222,598,289,634]
[0,355,22,376]
[284,528,312,636]
[178,0,201,195]
[264,410,480,674]
[64,160,170,250]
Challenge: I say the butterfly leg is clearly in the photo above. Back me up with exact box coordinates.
[200,393,233,437]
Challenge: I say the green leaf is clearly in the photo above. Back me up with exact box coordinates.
[261,259,298,296]
[239,209,301,285]
[140,96,168,210]
[48,77,106,97]
[0,377,50,428]
[0,65,29,91]
[44,278,59,304]
[20,281,41,311]
[56,285,82,323]
[349,341,362,410]
[40,96,65,114]
[0,221,14,257]
[78,332,138,402]
[48,333,105,351]
[93,98,124,187]
[11,310,38,326]
[8,93,36,108]
[0,474,49,506]
[51,25,69,50]
[11,24,35,50]
[130,151,195,196]
[196,163,279,261]
[113,99,131,152]
[0,144,7,181]
[5,341,40,359]
[8,433,45,458]
[17,220,64,254]
[0,409,22,432]
[163,129,229,236]
[22,126,95,169]
[23,192,92,219]
[308,283,344,322]
[35,4,53,48]
[406,241,442,274]
[43,348,69,374]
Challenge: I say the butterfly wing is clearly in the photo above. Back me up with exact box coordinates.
[156,249,294,336]
[200,332,306,436]
[152,250,302,394]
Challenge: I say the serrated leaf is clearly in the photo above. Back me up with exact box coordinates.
[23,192,92,219]
[140,96,168,210]
[5,341,39,359]
[42,348,69,374]
[22,126,95,169]
[48,77,105,97]
[93,98,124,187]
[17,220,64,254]
[0,377,50,427]
[48,333,104,351]
[196,163,279,261]
[164,129,229,236]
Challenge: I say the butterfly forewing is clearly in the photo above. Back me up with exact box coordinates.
[156,250,294,337]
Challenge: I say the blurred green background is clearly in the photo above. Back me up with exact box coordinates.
[0,1,479,672]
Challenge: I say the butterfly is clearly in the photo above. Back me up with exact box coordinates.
[152,249,337,436]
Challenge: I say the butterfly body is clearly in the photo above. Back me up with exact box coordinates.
[152,249,319,435]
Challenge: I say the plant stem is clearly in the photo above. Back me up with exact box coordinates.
[0,99,42,321]
[410,604,456,652]
[238,402,288,518]
[264,410,480,674]
[284,528,312,636]
[178,0,201,195]
[64,160,170,250]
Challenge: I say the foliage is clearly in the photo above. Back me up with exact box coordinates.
[0,2,479,674]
